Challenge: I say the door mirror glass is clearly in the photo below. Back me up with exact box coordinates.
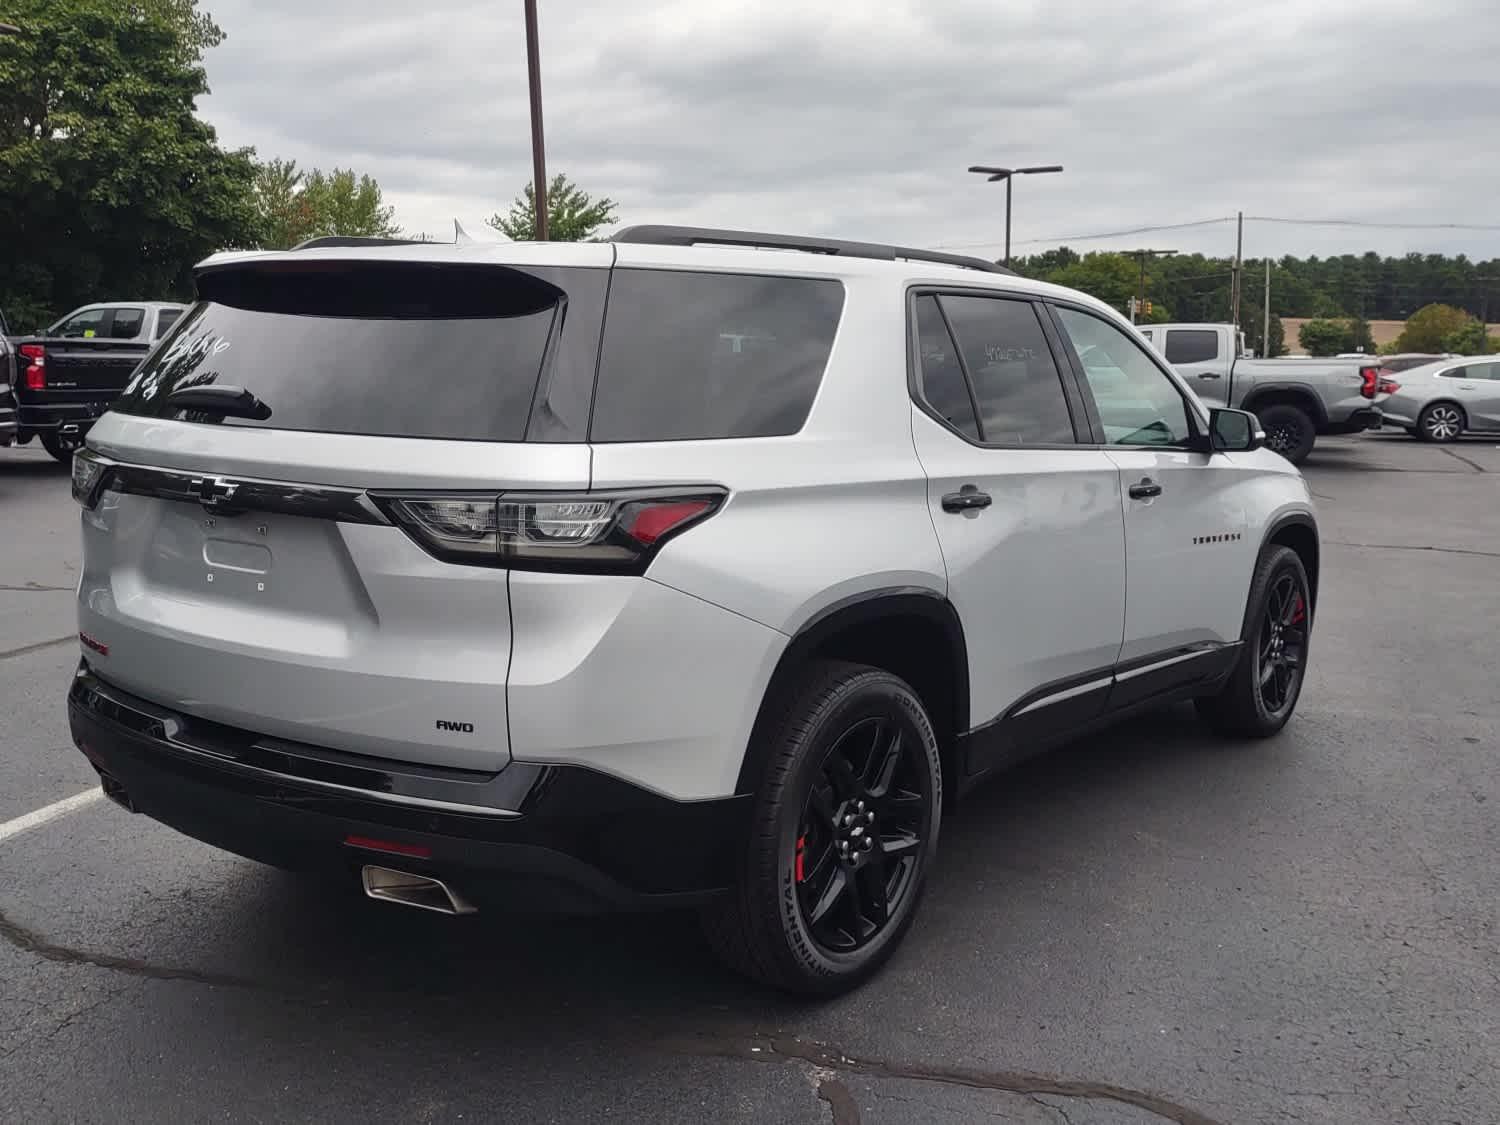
[1211,407,1263,452]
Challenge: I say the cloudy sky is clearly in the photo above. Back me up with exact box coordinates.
[197,0,1500,261]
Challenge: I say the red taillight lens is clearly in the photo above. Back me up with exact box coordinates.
[344,834,432,859]
[1378,379,1400,394]
[374,490,725,574]
[19,343,45,389]
[1359,366,1380,398]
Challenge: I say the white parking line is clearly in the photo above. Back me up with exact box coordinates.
[0,788,103,845]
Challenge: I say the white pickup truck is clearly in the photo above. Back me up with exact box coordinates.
[1139,323,1386,464]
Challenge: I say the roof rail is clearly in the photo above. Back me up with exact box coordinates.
[290,235,438,251]
[609,225,1014,276]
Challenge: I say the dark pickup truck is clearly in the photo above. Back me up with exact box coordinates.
[8,301,185,462]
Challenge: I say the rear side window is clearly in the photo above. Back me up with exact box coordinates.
[109,308,145,339]
[1164,329,1219,365]
[154,309,182,339]
[912,295,980,440]
[937,295,1076,445]
[113,263,607,442]
[589,269,844,442]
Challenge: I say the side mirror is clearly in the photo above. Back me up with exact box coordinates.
[1210,407,1264,452]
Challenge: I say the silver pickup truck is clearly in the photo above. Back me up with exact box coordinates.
[1139,323,1385,464]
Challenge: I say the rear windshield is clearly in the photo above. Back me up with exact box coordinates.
[113,262,607,442]
[589,269,844,442]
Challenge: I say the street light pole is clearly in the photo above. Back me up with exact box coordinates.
[967,164,1063,267]
[523,0,549,241]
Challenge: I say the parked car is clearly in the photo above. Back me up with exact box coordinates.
[68,227,1319,995]
[1137,323,1384,464]
[0,334,16,447]
[1375,353,1450,374]
[11,301,185,462]
[1378,355,1500,441]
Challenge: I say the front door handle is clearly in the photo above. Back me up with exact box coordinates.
[941,485,993,513]
[1128,478,1162,500]
[1195,372,1222,380]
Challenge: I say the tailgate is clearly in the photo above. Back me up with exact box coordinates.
[76,253,608,771]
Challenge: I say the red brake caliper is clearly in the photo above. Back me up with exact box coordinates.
[795,835,807,883]
[1290,595,1306,625]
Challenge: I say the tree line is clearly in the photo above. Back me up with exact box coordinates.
[0,1,617,328]
[1013,248,1500,357]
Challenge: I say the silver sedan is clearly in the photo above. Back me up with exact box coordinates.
[1380,356,1500,442]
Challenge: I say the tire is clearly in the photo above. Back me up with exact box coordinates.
[701,661,942,996]
[39,430,84,464]
[1196,545,1312,738]
[1416,402,1465,443]
[1256,404,1317,465]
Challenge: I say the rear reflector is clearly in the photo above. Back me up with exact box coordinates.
[344,834,432,859]
[79,632,109,657]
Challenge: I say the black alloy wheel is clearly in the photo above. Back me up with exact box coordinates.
[792,715,928,954]
[1256,570,1308,717]
[702,661,942,996]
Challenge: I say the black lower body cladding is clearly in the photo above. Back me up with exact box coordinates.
[68,666,751,913]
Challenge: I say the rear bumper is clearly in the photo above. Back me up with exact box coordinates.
[1320,407,1383,435]
[18,400,106,434]
[68,665,751,913]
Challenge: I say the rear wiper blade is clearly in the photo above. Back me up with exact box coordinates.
[166,384,272,421]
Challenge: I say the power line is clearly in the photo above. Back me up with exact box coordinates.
[1247,216,1500,232]
[937,216,1234,250]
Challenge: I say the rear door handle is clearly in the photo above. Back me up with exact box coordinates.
[1128,478,1162,500]
[941,485,993,513]
[1195,372,1222,380]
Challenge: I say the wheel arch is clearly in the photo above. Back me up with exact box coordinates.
[1241,386,1329,427]
[1262,513,1320,612]
[735,588,969,810]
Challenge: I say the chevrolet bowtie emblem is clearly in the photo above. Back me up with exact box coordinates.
[189,476,240,510]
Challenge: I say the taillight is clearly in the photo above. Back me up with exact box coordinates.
[374,489,726,573]
[1378,378,1400,394]
[71,449,112,508]
[19,343,45,390]
[1359,366,1381,398]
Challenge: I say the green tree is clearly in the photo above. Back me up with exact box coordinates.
[1299,319,1350,357]
[1046,253,1140,313]
[0,0,260,327]
[1395,304,1475,352]
[487,173,618,242]
[1242,302,1286,358]
[252,161,400,249]
[1439,319,1499,355]
[1348,316,1376,354]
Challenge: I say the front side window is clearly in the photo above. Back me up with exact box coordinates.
[937,295,1076,445]
[1055,306,1196,447]
[54,308,106,338]
[1164,329,1219,365]
[109,308,146,339]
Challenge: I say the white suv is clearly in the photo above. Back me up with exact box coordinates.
[67,227,1318,995]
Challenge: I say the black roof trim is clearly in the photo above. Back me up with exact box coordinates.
[610,225,1014,276]
[290,236,437,250]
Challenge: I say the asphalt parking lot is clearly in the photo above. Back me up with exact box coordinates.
[2,434,1497,1125]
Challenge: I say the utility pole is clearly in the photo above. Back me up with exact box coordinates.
[1128,248,1176,324]
[966,164,1064,267]
[1229,211,1244,329]
[1262,258,1272,358]
[523,0,549,240]
[1477,275,1498,339]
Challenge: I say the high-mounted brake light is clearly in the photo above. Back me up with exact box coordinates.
[375,489,726,574]
[19,343,45,390]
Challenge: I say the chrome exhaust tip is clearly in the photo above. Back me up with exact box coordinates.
[360,866,476,916]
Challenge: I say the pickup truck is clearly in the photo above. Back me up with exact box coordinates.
[9,301,185,462]
[1138,322,1385,464]
[0,333,16,448]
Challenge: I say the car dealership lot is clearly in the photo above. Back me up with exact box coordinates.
[2,435,1497,1125]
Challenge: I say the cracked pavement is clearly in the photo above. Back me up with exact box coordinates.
[2,434,1498,1123]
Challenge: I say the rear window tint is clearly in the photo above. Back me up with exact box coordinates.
[113,263,606,442]
[589,269,844,442]
[1164,329,1219,365]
